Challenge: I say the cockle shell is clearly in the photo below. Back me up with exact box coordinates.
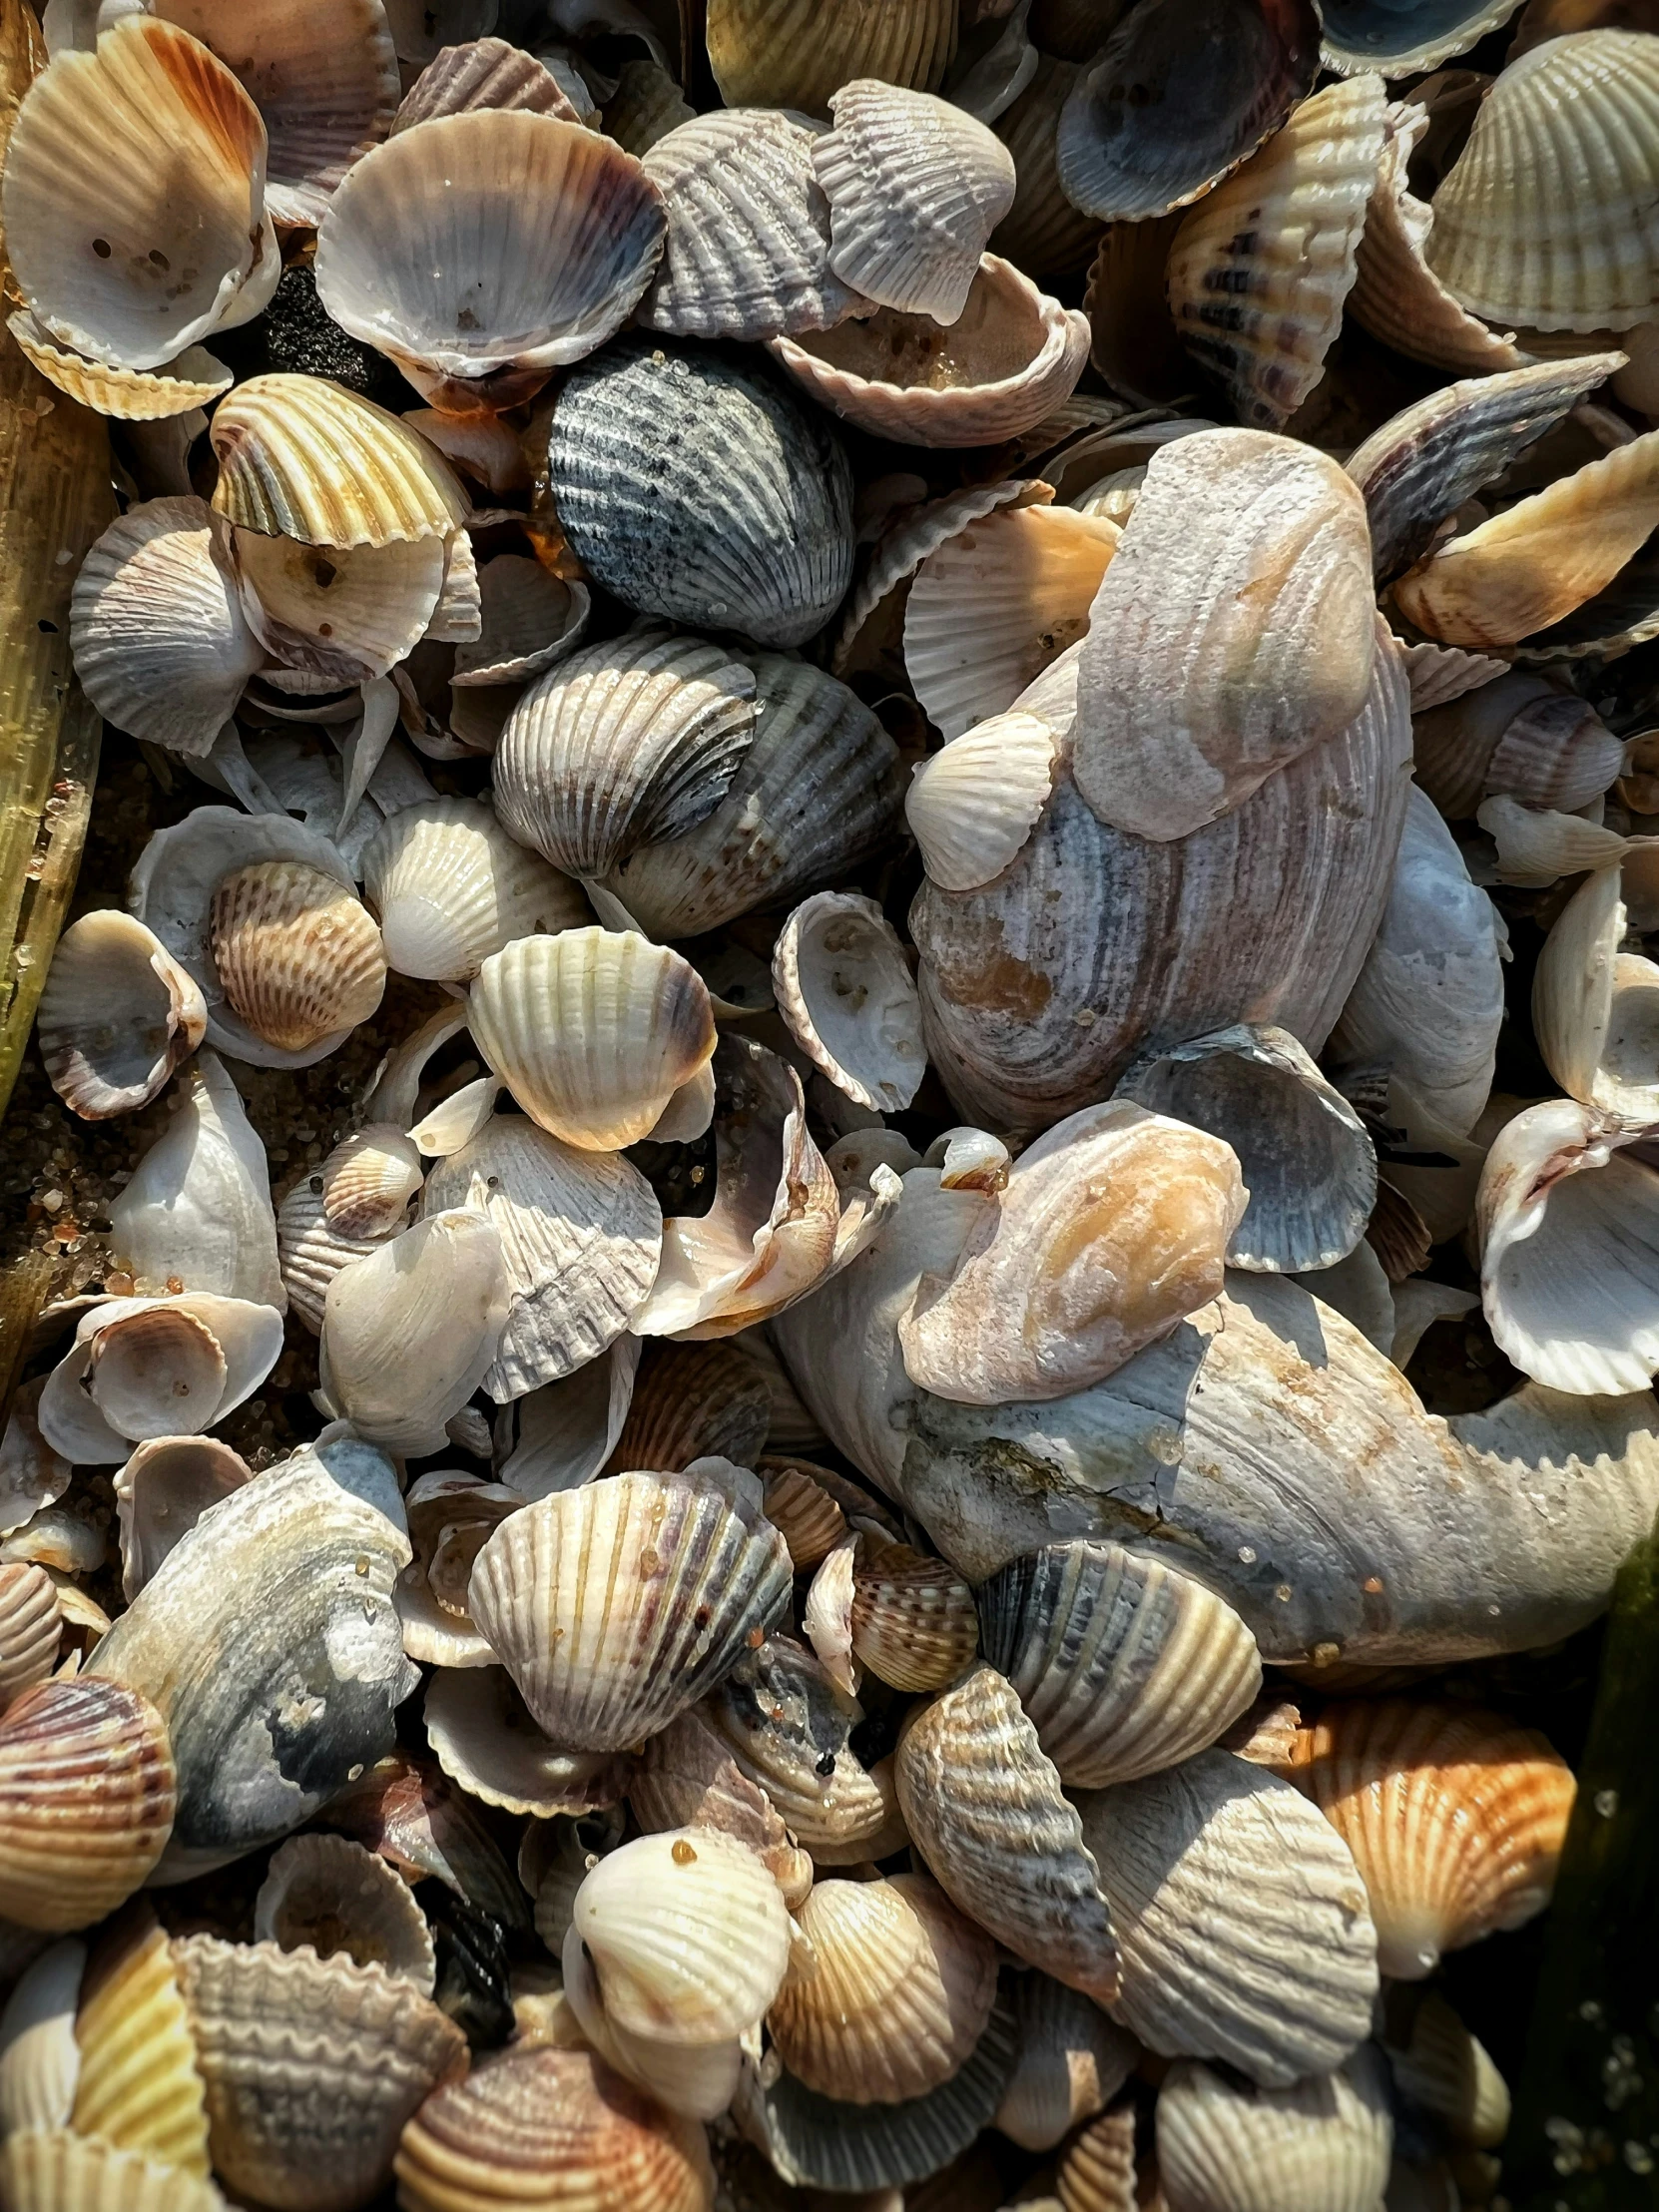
[254,1833,436,1995]
[848,1532,978,1692]
[5,311,232,419]
[70,1904,211,2173]
[0,1679,176,1933]
[35,910,205,1120]
[905,710,1056,895]
[627,1706,811,1911]
[423,1666,626,1820]
[311,1124,422,1243]
[391,34,581,130]
[772,893,924,1113]
[605,1343,772,1479]
[1412,670,1623,821]
[397,1469,520,1669]
[207,858,386,1058]
[705,0,957,111]
[113,1435,254,1601]
[605,57,695,155]
[0,1942,84,2137]
[496,1338,640,1503]
[276,1176,394,1335]
[1077,1749,1380,2086]
[0,1567,63,1714]
[452,557,588,686]
[1288,1700,1575,1977]
[234,529,447,688]
[1155,2047,1393,2212]
[37,1294,283,1465]
[1534,857,1659,1120]
[691,1633,893,1854]
[758,1457,851,1561]
[1385,1988,1510,2149]
[0,2132,227,2212]
[109,1052,282,1309]
[993,1972,1138,2152]
[1325,0,1524,71]
[560,1924,744,2122]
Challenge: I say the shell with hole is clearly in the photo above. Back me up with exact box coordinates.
[772,892,924,1113]
[36,1293,283,1465]
[0,1677,177,1932]
[254,1833,436,1995]
[1155,2046,1394,2212]
[34,909,206,1120]
[1531,856,1659,1122]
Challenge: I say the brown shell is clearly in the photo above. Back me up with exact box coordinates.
[208,859,387,1055]
[603,1341,772,1478]
[705,0,957,112]
[849,1533,979,1692]
[0,1677,176,1932]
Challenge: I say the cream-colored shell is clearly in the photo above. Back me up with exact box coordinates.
[0,1942,84,2137]
[234,529,446,687]
[906,712,1057,891]
[0,2132,227,2212]
[362,797,588,983]
[0,1566,63,1713]
[254,1833,435,1995]
[1533,858,1659,1121]
[5,311,233,419]
[772,893,924,1113]
[1385,1989,1510,2150]
[37,1294,283,1464]
[35,910,206,1120]
[705,0,958,111]
[994,1972,1137,2154]
[207,860,386,1059]
[453,557,589,686]
[559,1928,744,2123]
[423,1666,626,1821]
[628,1704,812,1911]
[1155,2048,1393,2212]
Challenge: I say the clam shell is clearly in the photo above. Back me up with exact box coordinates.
[37,1295,284,1464]
[1402,640,1509,711]
[173,1935,466,2212]
[208,857,385,1059]
[1077,1749,1379,2086]
[548,336,853,648]
[390,35,581,129]
[848,1532,978,1692]
[772,892,924,1114]
[1385,1988,1510,2148]
[1533,858,1659,1121]
[770,255,1089,446]
[453,557,589,686]
[35,910,205,1121]
[627,1706,812,1909]
[423,1666,628,1820]
[234,529,446,687]
[605,1342,772,1479]
[314,114,666,411]
[1425,29,1659,330]
[692,1633,892,1852]
[4,313,231,420]
[467,1466,793,1751]
[0,1568,62,1714]
[1289,1699,1574,1977]
[604,56,695,155]
[0,1678,176,1934]
[905,711,1057,892]
[71,1905,209,2174]
[895,1663,1119,2003]
[705,0,957,110]
[0,1942,84,2137]
[1324,0,1524,72]
[1,16,268,371]
[0,2132,227,2212]
[113,1436,254,1602]
[991,56,1103,281]
[993,1972,1138,2153]
[1155,2048,1393,2212]
[978,1541,1263,1791]
[254,1833,435,1994]
[363,796,588,982]
[108,1052,281,1308]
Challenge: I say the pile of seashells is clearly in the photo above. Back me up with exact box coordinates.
[2,0,1659,2204]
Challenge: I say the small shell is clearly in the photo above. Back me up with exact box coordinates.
[362,797,587,984]
[1288,1700,1574,1978]
[769,255,1089,447]
[319,1750,528,1933]
[605,1342,773,1479]
[705,0,957,111]
[1084,215,1190,407]
[276,1179,392,1335]
[1402,640,1509,711]
[453,558,589,686]
[397,1470,520,1669]
[772,893,924,1114]
[467,1466,793,1751]
[113,1436,254,1601]
[905,713,1057,891]
[0,1942,85,2137]
[979,1542,1263,1791]
[5,312,232,420]
[1413,670,1623,820]
[207,859,386,1057]
[849,1533,978,1693]
[234,529,446,687]
[759,1462,850,1570]
[423,1666,627,1820]
[628,1706,812,1910]
[0,1678,176,1934]
[0,1567,63,1714]
[693,1634,892,1854]
[37,1296,283,1464]
[1053,2102,1137,2212]
[310,1124,421,1243]
[71,1905,210,2174]
[172,1935,467,2212]
[1533,857,1659,1121]
[993,1972,1138,2153]
[35,910,206,1121]
[254,1834,436,1995]
[895,1663,1119,2004]
[1155,2048,1393,2212]
[390,37,581,130]
[0,2133,227,2212]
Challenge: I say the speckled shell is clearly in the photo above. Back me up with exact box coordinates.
[773,892,925,1113]
[993,1972,1139,2152]
[705,0,958,112]
[207,859,386,1057]
[849,1532,979,1692]
[70,1904,211,2173]
[0,1679,176,1934]
[1155,2047,1393,2212]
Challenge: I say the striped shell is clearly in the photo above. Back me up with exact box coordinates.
[849,1533,978,1692]
[0,1678,176,1934]
[72,1905,210,2175]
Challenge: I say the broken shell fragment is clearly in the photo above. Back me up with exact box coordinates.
[1155,2047,1393,2212]
[35,910,206,1120]
[772,893,924,1113]
[234,530,447,688]
[254,1833,436,1995]
[693,1633,892,1854]
[423,1666,625,1820]
[1532,857,1659,1120]
[452,557,589,687]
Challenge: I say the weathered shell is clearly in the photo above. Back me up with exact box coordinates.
[396,1470,520,1670]
[496,1339,640,1503]
[207,858,386,1057]
[71,1904,210,2173]
[467,1466,792,1751]
[390,36,581,131]
[905,711,1057,892]
[0,1678,176,1933]
[0,1567,62,1714]
[275,1177,392,1336]
[705,0,957,111]
[1077,1749,1379,2086]
[423,1666,627,1820]
[693,1634,893,1854]
[772,892,924,1114]
[254,1833,435,1995]
[113,1436,255,1601]
[606,1343,772,1479]
[1412,670,1623,821]
[0,2132,227,2212]
[993,1972,1139,2153]
[1155,2047,1393,2212]
[1532,859,1659,1122]
[5,310,232,420]
[549,336,853,648]
[35,910,206,1121]
[559,1923,744,2123]
[848,1532,978,1693]
[979,1541,1263,1791]
[36,1294,284,1464]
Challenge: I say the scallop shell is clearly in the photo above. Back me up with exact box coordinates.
[254,1833,435,1995]
[423,1666,628,1820]
[1,17,268,371]
[112,1436,254,1602]
[209,374,469,549]
[1055,0,1323,222]
[453,557,589,686]
[772,892,924,1114]
[905,712,1057,893]
[549,336,853,648]
[0,2132,227,2212]
[172,1935,466,2212]
[37,1295,284,1464]
[492,627,758,881]
[848,1533,978,1693]
[1424,30,1659,331]
[0,1942,85,2137]
[692,1633,892,1853]
[770,255,1089,447]
[362,797,585,983]
[390,35,581,130]
[979,1542,1263,1791]
[4,313,232,420]
[0,1677,176,1934]
[1155,2048,1393,2212]
[467,1465,792,1752]
[604,56,695,155]
[69,497,263,758]
[0,1567,62,1714]
[705,0,957,111]
[467,930,716,1153]
[990,56,1103,281]
[35,910,205,1122]
[1412,670,1623,820]
[605,1342,772,1479]
[314,114,666,411]
[895,1664,1119,2003]
[1077,1748,1380,2086]
[275,1178,391,1335]
[70,1905,210,2173]
[1532,858,1659,1121]
[207,859,386,1057]
[993,1973,1139,2153]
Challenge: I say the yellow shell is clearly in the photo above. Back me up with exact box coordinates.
[208,860,387,1056]
[72,1906,210,2175]
[705,0,957,112]
[0,2130,227,2212]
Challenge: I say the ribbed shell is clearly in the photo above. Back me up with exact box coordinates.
[759,1463,849,1569]
[72,1907,210,2174]
[994,1973,1139,2153]
[979,1542,1263,1791]
[0,2132,227,2212]
[390,37,582,130]
[422,1666,627,1821]
[275,1179,388,1335]
[906,712,1057,891]
[210,375,470,548]
[0,1678,176,1934]
[1155,2048,1393,2212]
[706,0,958,110]
[1412,671,1622,821]
[1078,1749,1380,2087]
[1288,1700,1575,1978]
[895,1664,1119,2003]
[1084,213,1191,406]
[234,529,446,687]
[253,1833,436,1994]
[5,314,233,420]
[454,558,589,686]
[695,1634,891,1851]
[991,57,1103,281]
[549,337,853,648]
[849,1534,978,1692]
[172,1936,466,2212]
[0,1567,61,1713]
[467,1467,793,1751]
[207,860,386,1056]
[1386,1988,1510,2149]
[605,1342,772,1478]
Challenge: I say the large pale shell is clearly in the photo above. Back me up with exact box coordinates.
[993,1972,1138,2152]
[113,1436,255,1601]
[0,1679,176,1934]
[978,1541,1263,1790]
[0,2133,227,2212]
[108,1052,282,1309]
[1155,2048,1393,2212]
[772,892,924,1113]
[314,114,666,410]
[37,1295,284,1464]
[207,858,385,1057]
[1288,1700,1574,1977]
[1166,75,1387,428]
[422,1666,626,1820]
[467,1465,792,1751]
[691,1634,893,1854]
[0,1942,84,2137]
[234,529,446,687]
[605,1343,771,1479]
[1424,30,1659,331]
[905,711,1057,891]
[549,336,853,648]
[1534,858,1659,1119]
[1,17,268,371]
[0,1566,63,1713]
[895,1664,1119,2004]
[769,255,1089,446]
[1077,1749,1379,2086]
[254,1833,435,1994]
[1072,431,1376,840]
[35,910,205,1120]
[468,930,716,1152]
[705,0,957,111]
[71,1904,210,2173]
[172,1935,466,2212]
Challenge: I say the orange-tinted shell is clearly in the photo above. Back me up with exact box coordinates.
[0,1676,176,1931]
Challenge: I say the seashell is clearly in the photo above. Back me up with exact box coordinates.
[467,1466,792,1751]
[1071,432,1376,840]
[627,1706,811,1910]
[847,1533,978,1692]
[37,1295,283,1465]
[108,1052,282,1309]
[254,1833,435,1995]
[573,1825,792,2044]
[1116,1024,1377,1274]
[800,1528,858,1693]
[493,627,757,881]
[496,1338,640,1503]
[112,1436,254,1602]
[1055,0,1323,222]
[173,1935,466,2212]
[1324,0,1525,73]
[0,1677,176,1933]
[990,56,1102,282]
[390,35,581,129]
[895,1663,1119,2003]
[1385,1987,1510,2149]
[0,1389,71,1553]
[1288,1699,1574,1977]
[772,893,924,1114]
[549,336,853,648]
[1083,213,1189,409]
[404,411,529,500]
[206,858,386,1058]
[1,17,269,372]
[759,1461,849,1570]
[35,910,205,1121]
[1155,2048,1393,2212]
[560,1926,745,2122]
[1053,2102,1138,2212]
[1297,1240,1398,1359]
[69,1904,209,2173]
[1412,669,1623,820]
[898,1100,1247,1405]
[1401,640,1509,711]
[705,0,957,112]
[397,1469,521,1669]
[605,57,695,155]
[69,497,263,758]
[606,1342,772,1479]
[692,1633,892,1853]
[319,1749,529,1931]
[770,255,1089,447]
[453,558,588,687]
[993,1972,1138,2153]
[607,653,902,940]
[0,2132,227,2212]
[209,373,469,549]
[275,1178,392,1335]
[814,81,1016,323]
[423,1666,628,1820]
[318,1207,508,1453]
[0,1941,85,2136]
[639,109,859,341]
[978,1541,1263,1791]
[4,312,232,420]
[393,2043,714,2212]
[234,529,446,688]
[1479,793,1655,887]
[0,1568,63,1715]
[905,712,1057,893]
[314,114,666,412]
[90,1432,416,1881]
[1424,30,1659,331]
[362,797,587,984]
[520,1806,625,1959]
[1533,856,1659,1120]
[1077,1748,1379,2086]
[310,1125,421,1245]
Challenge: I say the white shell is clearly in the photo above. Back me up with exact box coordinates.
[276,1178,395,1336]
[37,1295,284,1465]
[905,712,1056,891]
[109,1053,282,1310]
[362,797,590,983]
[0,1388,70,1546]
[496,1337,640,1502]
[34,910,206,1120]
[1155,2046,1393,2212]
[6,307,232,420]
[772,893,924,1113]
[113,1434,255,1600]
[423,1666,624,1820]
[560,1926,744,2121]
[235,528,446,688]
[1532,858,1659,1121]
